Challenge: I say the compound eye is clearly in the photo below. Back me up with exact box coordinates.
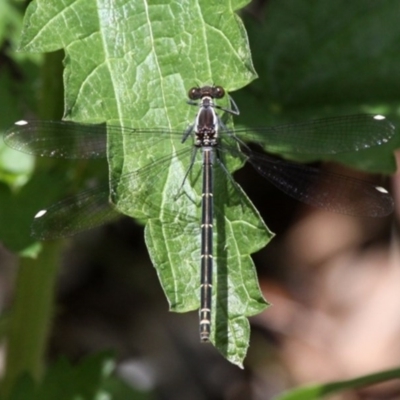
[188,87,201,100]
[213,86,225,99]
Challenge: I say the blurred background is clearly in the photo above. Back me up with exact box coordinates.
[0,0,400,399]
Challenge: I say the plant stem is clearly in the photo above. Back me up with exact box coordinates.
[1,242,62,397]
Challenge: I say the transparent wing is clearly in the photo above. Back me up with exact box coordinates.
[32,186,122,240]
[233,114,395,154]
[246,151,394,217]
[31,146,197,239]
[4,120,185,159]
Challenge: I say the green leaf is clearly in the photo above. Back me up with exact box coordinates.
[0,0,23,53]
[0,140,34,188]
[238,0,399,173]
[272,366,400,400]
[0,2,50,254]
[8,352,151,400]
[18,0,269,366]
[0,172,66,255]
[0,1,43,128]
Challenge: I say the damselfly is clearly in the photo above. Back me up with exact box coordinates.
[4,85,395,341]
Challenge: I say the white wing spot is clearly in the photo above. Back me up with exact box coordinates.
[15,120,28,126]
[34,209,47,218]
[373,115,385,120]
[375,186,388,194]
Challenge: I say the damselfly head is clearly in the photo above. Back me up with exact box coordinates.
[188,85,225,101]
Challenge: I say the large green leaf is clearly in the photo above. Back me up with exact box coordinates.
[18,0,270,366]
[237,0,399,173]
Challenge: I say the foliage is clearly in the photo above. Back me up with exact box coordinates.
[272,366,400,400]
[0,0,399,398]
[7,353,150,400]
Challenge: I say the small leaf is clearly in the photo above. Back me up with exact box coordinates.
[8,352,149,400]
[273,366,400,400]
